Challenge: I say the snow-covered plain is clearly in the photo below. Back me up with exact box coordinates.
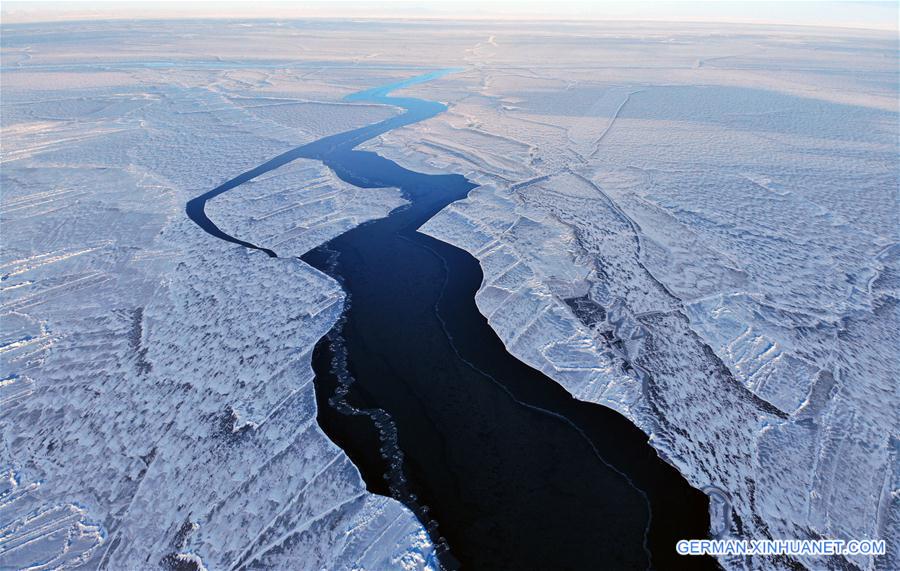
[1,18,897,571]
[1,21,432,571]
[367,21,898,571]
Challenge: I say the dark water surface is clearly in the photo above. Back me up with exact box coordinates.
[188,70,716,570]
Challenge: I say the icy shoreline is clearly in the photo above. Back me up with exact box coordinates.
[0,39,436,569]
[366,30,898,569]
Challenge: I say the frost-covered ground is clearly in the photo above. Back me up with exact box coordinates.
[364,21,898,571]
[0,21,432,571]
[1,18,897,571]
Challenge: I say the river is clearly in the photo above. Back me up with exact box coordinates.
[187,69,716,570]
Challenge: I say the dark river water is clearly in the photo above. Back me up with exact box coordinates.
[188,70,716,570]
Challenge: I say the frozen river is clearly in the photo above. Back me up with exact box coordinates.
[187,70,716,570]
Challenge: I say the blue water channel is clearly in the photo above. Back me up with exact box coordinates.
[187,70,716,570]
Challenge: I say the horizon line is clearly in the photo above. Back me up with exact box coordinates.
[1,13,897,33]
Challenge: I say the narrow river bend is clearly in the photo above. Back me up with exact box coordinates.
[187,69,716,570]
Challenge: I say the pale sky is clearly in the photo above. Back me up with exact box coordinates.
[2,1,897,31]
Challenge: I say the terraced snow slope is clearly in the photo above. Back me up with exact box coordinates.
[365,22,899,571]
[0,23,432,571]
